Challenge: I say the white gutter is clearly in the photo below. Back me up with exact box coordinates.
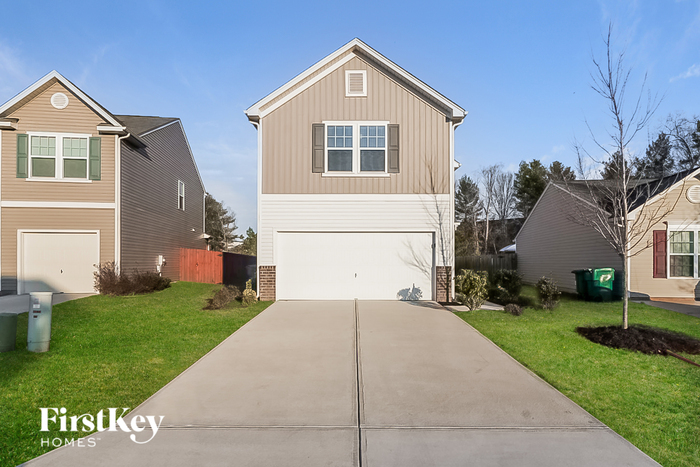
[115,132,130,273]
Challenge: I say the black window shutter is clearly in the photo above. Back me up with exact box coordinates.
[312,123,324,173]
[388,124,399,173]
[653,230,667,278]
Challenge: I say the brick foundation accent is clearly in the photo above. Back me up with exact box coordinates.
[436,266,451,303]
[258,266,276,301]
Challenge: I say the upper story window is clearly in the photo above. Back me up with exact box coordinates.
[178,180,185,210]
[27,132,91,180]
[16,132,100,181]
[325,122,387,174]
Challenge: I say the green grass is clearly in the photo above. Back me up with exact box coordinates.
[0,282,271,466]
[456,287,700,467]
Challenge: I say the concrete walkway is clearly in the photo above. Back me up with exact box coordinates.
[640,299,700,318]
[23,301,660,466]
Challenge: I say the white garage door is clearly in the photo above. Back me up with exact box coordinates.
[20,232,99,293]
[277,232,434,300]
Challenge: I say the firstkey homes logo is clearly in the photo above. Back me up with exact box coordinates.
[40,408,164,447]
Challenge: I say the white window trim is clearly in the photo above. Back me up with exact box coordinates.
[178,180,185,211]
[322,121,389,177]
[345,70,367,97]
[667,224,700,279]
[26,131,92,182]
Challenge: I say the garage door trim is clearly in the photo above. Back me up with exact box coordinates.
[17,229,100,294]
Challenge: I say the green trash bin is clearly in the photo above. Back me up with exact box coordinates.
[572,268,615,301]
[572,269,593,300]
[0,312,18,352]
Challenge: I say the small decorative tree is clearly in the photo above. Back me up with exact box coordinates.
[454,269,488,311]
[242,279,257,306]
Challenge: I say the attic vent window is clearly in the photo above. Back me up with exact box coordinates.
[687,185,700,204]
[345,70,367,97]
[51,93,69,110]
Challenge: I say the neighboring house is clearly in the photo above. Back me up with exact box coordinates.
[245,38,466,301]
[516,169,700,299]
[0,71,206,295]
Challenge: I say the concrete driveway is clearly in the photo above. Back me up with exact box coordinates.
[23,301,659,466]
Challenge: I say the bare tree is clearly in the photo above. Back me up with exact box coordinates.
[664,114,700,170]
[479,164,501,254]
[569,24,682,329]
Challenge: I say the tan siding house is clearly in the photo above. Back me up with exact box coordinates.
[246,39,465,301]
[516,172,700,299]
[0,71,206,294]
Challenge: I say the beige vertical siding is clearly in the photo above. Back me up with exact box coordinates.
[262,56,451,194]
[2,82,115,202]
[120,122,206,280]
[516,185,623,294]
[629,177,700,298]
[1,207,115,293]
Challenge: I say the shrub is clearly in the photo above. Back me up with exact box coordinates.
[454,269,488,311]
[488,269,523,304]
[93,262,171,296]
[242,279,257,306]
[536,276,561,310]
[505,303,523,316]
[204,285,241,310]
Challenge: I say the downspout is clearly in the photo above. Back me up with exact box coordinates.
[450,117,465,302]
[115,132,131,274]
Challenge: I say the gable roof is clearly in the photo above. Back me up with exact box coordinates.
[515,167,700,242]
[245,38,466,123]
[0,70,125,130]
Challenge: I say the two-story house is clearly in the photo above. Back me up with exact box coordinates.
[0,71,206,295]
[245,39,465,301]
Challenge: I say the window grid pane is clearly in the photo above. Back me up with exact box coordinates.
[671,231,694,254]
[31,136,56,156]
[670,255,694,277]
[359,126,386,151]
[63,138,88,158]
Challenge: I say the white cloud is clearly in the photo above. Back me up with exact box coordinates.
[670,63,700,82]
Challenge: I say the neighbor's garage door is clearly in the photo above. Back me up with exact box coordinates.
[20,232,99,293]
[277,232,434,300]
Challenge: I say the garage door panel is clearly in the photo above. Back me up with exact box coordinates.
[277,232,434,300]
[21,232,99,293]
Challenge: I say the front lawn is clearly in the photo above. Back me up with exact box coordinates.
[456,288,700,467]
[0,282,271,467]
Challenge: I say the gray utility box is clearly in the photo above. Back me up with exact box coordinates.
[0,313,18,352]
[27,292,53,353]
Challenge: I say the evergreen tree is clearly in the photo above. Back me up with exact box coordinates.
[600,151,629,180]
[454,175,480,224]
[236,228,257,256]
[513,159,548,217]
[632,132,674,178]
[547,161,576,182]
[204,193,240,251]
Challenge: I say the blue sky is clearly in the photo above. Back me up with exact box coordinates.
[1,1,700,234]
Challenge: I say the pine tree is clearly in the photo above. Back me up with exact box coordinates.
[632,132,674,178]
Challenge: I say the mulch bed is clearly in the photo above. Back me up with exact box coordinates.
[576,324,700,355]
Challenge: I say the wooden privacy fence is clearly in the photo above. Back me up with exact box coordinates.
[455,254,517,275]
[180,248,223,284]
[180,248,257,287]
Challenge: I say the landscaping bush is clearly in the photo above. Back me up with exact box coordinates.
[204,285,242,310]
[454,269,488,311]
[242,279,257,307]
[488,269,523,304]
[94,262,171,296]
[505,303,523,316]
[536,276,561,310]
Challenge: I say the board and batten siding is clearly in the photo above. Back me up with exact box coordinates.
[262,56,451,195]
[1,81,115,203]
[516,185,622,294]
[629,176,700,298]
[120,121,205,280]
[1,207,115,293]
[259,193,452,267]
